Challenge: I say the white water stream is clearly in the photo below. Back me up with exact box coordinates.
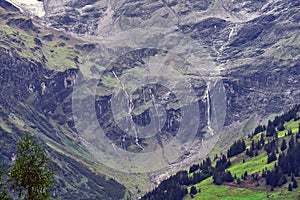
[206,82,214,136]
[112,71,144,150]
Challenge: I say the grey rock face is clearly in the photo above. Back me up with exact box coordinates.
[36,0,300,156]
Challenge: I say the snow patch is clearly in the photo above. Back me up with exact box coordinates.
[6,0,45,18]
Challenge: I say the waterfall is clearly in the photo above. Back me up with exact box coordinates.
[206,82,214,136]
[149,89,160,131]
[112,71,144,150]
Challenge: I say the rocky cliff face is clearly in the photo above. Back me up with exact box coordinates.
[39,0,300,149]
[39,0,300,122]
[0,0,299,198]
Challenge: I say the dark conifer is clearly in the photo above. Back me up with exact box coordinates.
[280,139,287,151]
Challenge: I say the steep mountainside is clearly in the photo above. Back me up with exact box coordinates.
[0,4,131,199]
[38,0,300,135]
[0,0,299,199]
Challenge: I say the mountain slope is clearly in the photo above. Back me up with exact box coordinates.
[142,105,300,199]
[0,0,299,198]
[0,5,132,199]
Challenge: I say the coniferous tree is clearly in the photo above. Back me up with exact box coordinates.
[223,171,234,183]
[8,135,55,200]
[267,150,277,164]
[190,186,197,195]
[288,183,293,191]
[189,164,199,174]
[277,122,285,131]
[260,133,265,146]
[277,175,287,186]
[227,140,246,158]
[243,171,248,180]
[288,134,294,149]
[293,179,298,188]
[206,157,212,167]
[280,139,287,151]
[266,121,277,137]
[253,125,266,136]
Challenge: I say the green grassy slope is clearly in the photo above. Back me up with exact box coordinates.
[184,117,300,200]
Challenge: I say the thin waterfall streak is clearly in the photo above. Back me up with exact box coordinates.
[206,82,214,136]
[112,71,144,150]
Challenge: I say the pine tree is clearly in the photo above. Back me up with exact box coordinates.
[190,186,197,195]
[8,134,55,200]
[266,121,277,137]
[280,139,287,151]
[260,133,265,146]
[243,171,248,180]
[288,183,293,191]
[267,150,277,164]
[277,122,285,131]
[288,134,295,149]
[293,179,298,188]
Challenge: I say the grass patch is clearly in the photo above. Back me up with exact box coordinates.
[185,177,266,200]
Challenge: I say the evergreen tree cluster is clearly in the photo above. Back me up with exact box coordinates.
[227,140,246,158]
[246,134,265,158]
[266,120,278,137]
[141,177,188,200]
[142,158,214,200]
[252,104,300,137]
[253,125,266,136]
[141,171,188,200]
[213,170,234,185]
[264,133,300,190]
[190,158,214,185]
[264,138,277,154]
[213,155,233,185]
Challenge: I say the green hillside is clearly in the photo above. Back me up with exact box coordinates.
[143,105,300,200]
[185,122,300,199]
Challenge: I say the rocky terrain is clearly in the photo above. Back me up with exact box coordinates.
[37,0,300,124]
[0,0,299,199]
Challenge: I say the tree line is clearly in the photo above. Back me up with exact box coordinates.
[252,104,300,137]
